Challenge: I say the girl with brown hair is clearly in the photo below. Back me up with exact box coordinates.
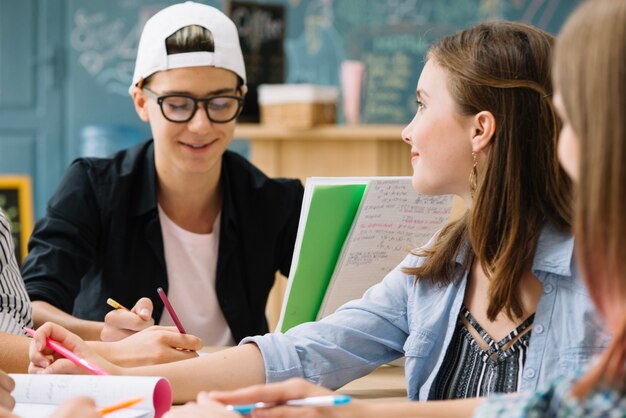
[476,0,626,414]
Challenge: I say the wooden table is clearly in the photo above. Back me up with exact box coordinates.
[337,365,407,402]
[234,123,412,182]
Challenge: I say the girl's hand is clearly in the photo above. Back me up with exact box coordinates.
[0,370,15,411]
[208,378,366,418]
[28,322,118,375]
[50,397,100,418]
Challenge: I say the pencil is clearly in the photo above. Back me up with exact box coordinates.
[23,327,111,376]
[226,395,352,414]
[98,397,144,415]
[106,297,130,311]
[156,287,187,334]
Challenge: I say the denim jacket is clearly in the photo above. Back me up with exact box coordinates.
[243,223,606,400]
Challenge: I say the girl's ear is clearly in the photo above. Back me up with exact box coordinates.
[131,87,150,122]
[471,110,496,153]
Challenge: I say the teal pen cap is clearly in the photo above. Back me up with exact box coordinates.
[226,395,351,414]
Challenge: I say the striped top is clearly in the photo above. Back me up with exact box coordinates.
[431,305,534,400]
[0,210,32,335]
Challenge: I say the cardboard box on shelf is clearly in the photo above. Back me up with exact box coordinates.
[258,84,338,128]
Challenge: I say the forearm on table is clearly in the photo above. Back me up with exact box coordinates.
[32,301,104,341]
[0,333,30,373]
[120,343,266,404]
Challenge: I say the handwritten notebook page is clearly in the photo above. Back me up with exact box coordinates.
[317,178,454,319]
[10,374,172,418]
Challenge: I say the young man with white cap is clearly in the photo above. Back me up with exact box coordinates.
[22,2,303,348]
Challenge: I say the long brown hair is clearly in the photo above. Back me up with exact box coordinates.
[554,0,626,397]
[405,22,572,321]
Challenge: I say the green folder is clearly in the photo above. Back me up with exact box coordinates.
[279,183,367,332]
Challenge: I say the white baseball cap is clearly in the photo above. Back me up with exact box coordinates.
[129,1,246,95]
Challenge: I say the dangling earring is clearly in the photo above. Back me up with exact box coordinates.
[469,151,478,198]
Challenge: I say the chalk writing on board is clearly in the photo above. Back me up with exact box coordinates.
[356,27,442,124]
[317,178,454,319]
[517,0,568,30]
[229,1,286,122]
[70,9,138,95]
[334,0,427,26]
[285,0,344,85]
[231,4,284,54]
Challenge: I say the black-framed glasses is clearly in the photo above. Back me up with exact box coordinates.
[143,87,244,123]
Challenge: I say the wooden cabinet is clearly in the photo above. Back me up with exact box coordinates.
[235,122,467,219]
[234,124,412,181]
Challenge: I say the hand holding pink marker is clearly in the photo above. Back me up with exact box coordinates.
[157,287,186,334]
[24,327,110,376]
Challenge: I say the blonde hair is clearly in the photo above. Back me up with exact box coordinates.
[554,0,626,397]
[143,25,243,89]
[165,24,215,55]
[404,21,572,322]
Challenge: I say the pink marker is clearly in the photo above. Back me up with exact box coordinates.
[24,327,110,376]
[157,287,187,334]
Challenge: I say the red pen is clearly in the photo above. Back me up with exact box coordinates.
[157,287,187,334]
[24,327,111,376]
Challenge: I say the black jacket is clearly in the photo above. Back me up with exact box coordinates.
[22,141,303,342]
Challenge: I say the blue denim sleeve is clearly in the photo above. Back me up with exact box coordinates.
[241,257,416,389]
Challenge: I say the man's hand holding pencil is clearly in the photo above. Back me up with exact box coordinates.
[102,297,155,341]
[99,291,199,366]
[97,326,202,366]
